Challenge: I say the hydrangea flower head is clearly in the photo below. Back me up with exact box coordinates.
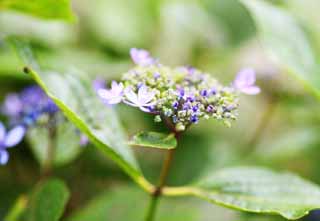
[2,86,59,127]
[98,49,259,131]
[0,122,26,165]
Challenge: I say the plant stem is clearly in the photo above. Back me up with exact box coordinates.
[144,132,179,221]
[42,124,56,178]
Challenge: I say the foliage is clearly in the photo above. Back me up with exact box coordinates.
[1,0,320,221]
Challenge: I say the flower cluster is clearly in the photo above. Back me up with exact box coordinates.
[2,86,59,127]
[0,86,60,165]
[98,48,260,132]
[0,85,90,165]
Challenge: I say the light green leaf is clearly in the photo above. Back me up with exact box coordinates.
[0,0,75,21]
[163,167,320,220]
[25,179,70,221]
[27,119,84,167]
[129,131,177,150]
[26,68,152,191]
[240,0,320,99]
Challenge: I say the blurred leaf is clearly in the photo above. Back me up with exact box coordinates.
[0,0,75,21]
[254,127,319,160]
[24,179,70,221]
[77,0,154,52]
[67,186,199,221]
[11,39,153,191]
[27,119,84,167]
[164,167,320,220]
[4,195,28,221]
[240,0,320,99]
[129,131,177,150]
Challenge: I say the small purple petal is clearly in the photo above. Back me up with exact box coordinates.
[200,89,208,97]
[130,48,155,66]
[240,86,261,95]
[233,68,260,95]
[0,122,5,142]
[2,93,22,117]
[0,150,9,165]
[80,134,89,147]
[97,81,123,105]
[4,126,26,148]
[93,78,105,92]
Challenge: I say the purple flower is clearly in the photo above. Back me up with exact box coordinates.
[153,72,161,79]
[206,105,215,113]
[233,68,260,95]
[0,122,26,165]
[130,48,155,66]
[200,89,208,97]
[2,86,59,127]
[93,78,106,92]
[124,85,156,112]
[98,81,124,105]
[172,101,179,109]
[80,134,89,147]
[2,93,23,117]
[190,115,199,124]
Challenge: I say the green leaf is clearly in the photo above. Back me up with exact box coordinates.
[163,167,320,220]
[24,179,70,221]
[0,0,75,21]
[9,39,153,192]
[27,118,84,167]
[240,0,320,99]
[4,195,28,221]
[129,131,177,150]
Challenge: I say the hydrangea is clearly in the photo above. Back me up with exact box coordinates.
[0,122,25,165]
[0,85,90,165]
[98,49,260,131]
[2,86,59,127]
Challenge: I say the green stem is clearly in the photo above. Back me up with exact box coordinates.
[145,194,160,221]
[144,131,179,221]
[42,124,56,178]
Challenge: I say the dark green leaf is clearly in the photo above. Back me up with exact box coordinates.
[164,167,320,220]
[0,0,75,21]
[129,131,177,150]
[25,179,70,221]
[240,0,320,99]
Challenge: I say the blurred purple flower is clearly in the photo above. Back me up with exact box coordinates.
[124,85,156,112]
[0,122,26,165]
[130,48,155,66]
[80,134,89,147]
[2,86,59,127]
[233,68,260,95]
[98,81,124,105]
[93,78,106,92]
[2,93,22,117]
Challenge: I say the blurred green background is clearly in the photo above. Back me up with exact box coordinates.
[1,0,320,220]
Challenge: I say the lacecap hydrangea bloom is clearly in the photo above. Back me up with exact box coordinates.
[98,48,260,131]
